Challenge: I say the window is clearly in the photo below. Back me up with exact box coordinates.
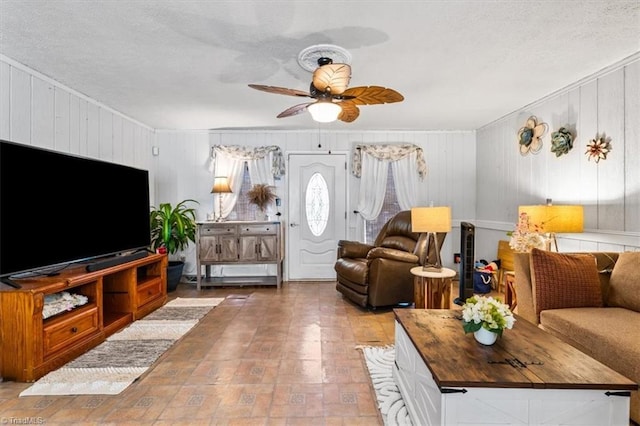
[305,172,330,236]
[365,167,401,242]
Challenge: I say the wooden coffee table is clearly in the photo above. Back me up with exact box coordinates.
[393,309,636,426]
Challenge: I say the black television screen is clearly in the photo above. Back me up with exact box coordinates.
[0,139,151,279]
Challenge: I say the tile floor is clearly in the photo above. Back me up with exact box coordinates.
[0,281,416,425]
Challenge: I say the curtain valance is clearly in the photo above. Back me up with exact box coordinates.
[351,143,426,179]
[209,145,285,178]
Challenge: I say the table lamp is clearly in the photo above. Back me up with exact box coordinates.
[411,206,452,272]
[211,176,232,222]
[518,202,583,251]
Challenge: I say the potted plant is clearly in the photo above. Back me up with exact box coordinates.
[149,199,199,292]
[461,295,516,345]
[247,183,276,220]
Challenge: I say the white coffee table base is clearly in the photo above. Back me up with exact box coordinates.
[393,321,630,426]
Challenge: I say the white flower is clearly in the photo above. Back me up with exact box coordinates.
[462,295,516,336]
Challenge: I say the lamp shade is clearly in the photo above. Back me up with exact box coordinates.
[518,205,583,233]
[211,176,232,194]
[410,206,452,233]
[307,101,341,123]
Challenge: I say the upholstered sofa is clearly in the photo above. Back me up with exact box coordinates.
[514,249,640,424]
[334,210,445,309]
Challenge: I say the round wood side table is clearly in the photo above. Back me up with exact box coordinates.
[411,266,457,309]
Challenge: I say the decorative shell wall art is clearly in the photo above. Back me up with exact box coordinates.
[585,136,611,163]
[550,127,574,157]
[518,116,548,156]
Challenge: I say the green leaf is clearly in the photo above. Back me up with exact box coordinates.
[149,199,199,255]
[463,321,482,334]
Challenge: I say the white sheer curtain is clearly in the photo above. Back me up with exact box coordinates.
[215,157,244,219]
[356,152,389,220]
[391,151,421,209]
[209,145,283,219]
[354,144,426,220]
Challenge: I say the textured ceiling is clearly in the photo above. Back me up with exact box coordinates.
[1,1,639,131]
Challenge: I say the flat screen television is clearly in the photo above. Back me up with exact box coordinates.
[0,139,151,286]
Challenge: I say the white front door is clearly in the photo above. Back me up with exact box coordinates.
[288,153,347,280]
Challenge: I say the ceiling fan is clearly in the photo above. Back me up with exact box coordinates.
[248,57,404,123]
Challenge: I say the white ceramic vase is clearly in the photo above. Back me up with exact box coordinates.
[474,326,498,345]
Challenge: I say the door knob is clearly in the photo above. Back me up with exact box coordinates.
[290,222,299,227]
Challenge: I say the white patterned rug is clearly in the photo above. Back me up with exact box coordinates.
[19,297,224,396]
[360,345,412,426]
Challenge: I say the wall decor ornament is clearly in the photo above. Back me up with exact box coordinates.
[585,137,611,163]
[550,127,574,157]
[247,183,277,216]
[518,116,548,156]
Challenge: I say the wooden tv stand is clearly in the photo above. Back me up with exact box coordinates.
[0,253,167,382]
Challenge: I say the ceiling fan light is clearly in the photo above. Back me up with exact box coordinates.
[308,101,341,123]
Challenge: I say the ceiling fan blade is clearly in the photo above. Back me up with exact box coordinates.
[337,101,360,123]
[342,86,404,105]
[248,84,311,98]
[312,63,351,95]
[276,102,313,118]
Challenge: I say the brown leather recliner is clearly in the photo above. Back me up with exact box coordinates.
[335,210,446,309]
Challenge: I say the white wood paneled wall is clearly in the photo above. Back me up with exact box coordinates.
[475,54,640,260]
[3,50,637,280]
[154,129,477,275]
[0,55,155,200]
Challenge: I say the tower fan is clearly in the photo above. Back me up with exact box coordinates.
[454,222,475,305]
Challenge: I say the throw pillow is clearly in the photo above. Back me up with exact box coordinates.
[530,248,603,317]
[607,252,640,311]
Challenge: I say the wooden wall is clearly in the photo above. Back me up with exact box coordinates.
[0,55,155,199]
[154,130,477,275]
[475,54,640,259]
[3,50,637,281]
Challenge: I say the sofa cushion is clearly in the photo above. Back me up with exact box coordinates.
[379,235,417,252]
[530,249,602,318]
[540,307,640,417]
[367,247,419,263]
[607,251,640,311]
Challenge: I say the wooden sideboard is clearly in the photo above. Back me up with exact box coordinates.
[0,253,167,382]
[195,221,283,290]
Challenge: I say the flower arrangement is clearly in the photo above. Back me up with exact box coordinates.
[508,212,546,252]
[462,295,516,336]
[247,183,276,212]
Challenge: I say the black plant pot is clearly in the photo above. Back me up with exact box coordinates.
[166,261,185,292]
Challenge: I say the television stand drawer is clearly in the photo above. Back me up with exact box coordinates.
[137,277,163,308]
[43,305,100,357]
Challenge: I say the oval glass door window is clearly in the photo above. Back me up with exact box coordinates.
[305,172,330,236]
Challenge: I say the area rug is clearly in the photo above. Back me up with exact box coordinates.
[19,297,224,397]
[360,345,412,426]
